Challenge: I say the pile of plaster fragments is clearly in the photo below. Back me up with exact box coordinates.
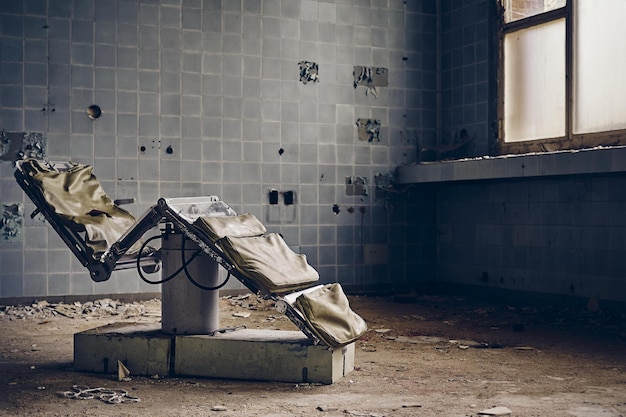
[0,298,159,320]
[0,294,275,321]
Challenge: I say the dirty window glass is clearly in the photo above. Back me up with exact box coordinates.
[503,19,566,142]
[573,0,626,134]
[503,0,566,23]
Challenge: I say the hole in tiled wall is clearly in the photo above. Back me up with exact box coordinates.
[87,105,102,119]
[332,204,340,215]
[278,148,284,156]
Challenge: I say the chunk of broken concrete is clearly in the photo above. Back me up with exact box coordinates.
[117,360,131,381]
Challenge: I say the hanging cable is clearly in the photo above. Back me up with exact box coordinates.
[180,233,232,291]
[135,234,201,285]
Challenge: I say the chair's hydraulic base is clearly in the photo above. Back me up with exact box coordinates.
[74,324,355,384]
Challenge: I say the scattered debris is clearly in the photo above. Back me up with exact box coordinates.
[0,298,159,321]
[394,335,446,344]
[478,406,512,416]
[449,339,485,349]
[61,385,140,404]
[401,403,422,408]
[117,360,131,382]
[211,405,228,411]
[232,312,251,318]
[316,405,338,412]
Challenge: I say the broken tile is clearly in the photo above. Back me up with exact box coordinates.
[356,118,381,142]
[298,61,319,84]
[353,66,388,97]
[1,203,24,242]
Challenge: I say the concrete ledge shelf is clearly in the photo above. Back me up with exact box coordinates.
[396,146,626,184]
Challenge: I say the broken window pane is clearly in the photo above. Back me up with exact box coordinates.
[502,0,566,23]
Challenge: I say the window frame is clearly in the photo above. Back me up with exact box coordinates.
[497,1,626,154]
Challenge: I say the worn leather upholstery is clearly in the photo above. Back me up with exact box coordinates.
[194,213,266,241]
[217,233,319,293]
[294,283,368,347]
[20,159,141,259]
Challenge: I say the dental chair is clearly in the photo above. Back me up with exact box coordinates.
[15,158,367,349]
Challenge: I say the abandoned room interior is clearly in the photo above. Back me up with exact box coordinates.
[1,0,626,416]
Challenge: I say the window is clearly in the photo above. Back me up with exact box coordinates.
[499,0,626,153]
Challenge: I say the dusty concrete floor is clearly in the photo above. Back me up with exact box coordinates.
[1,292,625,417]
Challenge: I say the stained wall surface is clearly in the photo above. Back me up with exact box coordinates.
[0,0,436,300]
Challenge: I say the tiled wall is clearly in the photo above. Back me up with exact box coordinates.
[437,174,626,302]
[435,0,493,160]
[0,0,436,300]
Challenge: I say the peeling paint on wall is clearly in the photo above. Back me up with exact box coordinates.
[21,132,47,159]
[353,66,388,97]
[356,118,381,142]
[0,131,11,157]
[1,203,24,242]
[0,131,47,162]
[345,176,368,196]
[298,61,319,84]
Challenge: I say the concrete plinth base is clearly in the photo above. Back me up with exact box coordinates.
[74,324,355,384]
[74,323,172,377]
[175,329,355,384]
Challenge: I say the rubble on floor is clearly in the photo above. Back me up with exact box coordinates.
[0,294,277,321]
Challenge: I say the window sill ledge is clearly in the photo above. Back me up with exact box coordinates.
[395,146,626,184]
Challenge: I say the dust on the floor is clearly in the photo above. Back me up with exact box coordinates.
[1,292,625,417]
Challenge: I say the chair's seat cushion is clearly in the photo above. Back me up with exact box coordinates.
[294,283,368,347]
[217,233,319,293]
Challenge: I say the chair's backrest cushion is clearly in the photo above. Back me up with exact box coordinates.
[21,159,137,259]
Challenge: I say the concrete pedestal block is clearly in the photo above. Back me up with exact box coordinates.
[73,323,172,377]
[175,329,355,384]
[74,325,355,384]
